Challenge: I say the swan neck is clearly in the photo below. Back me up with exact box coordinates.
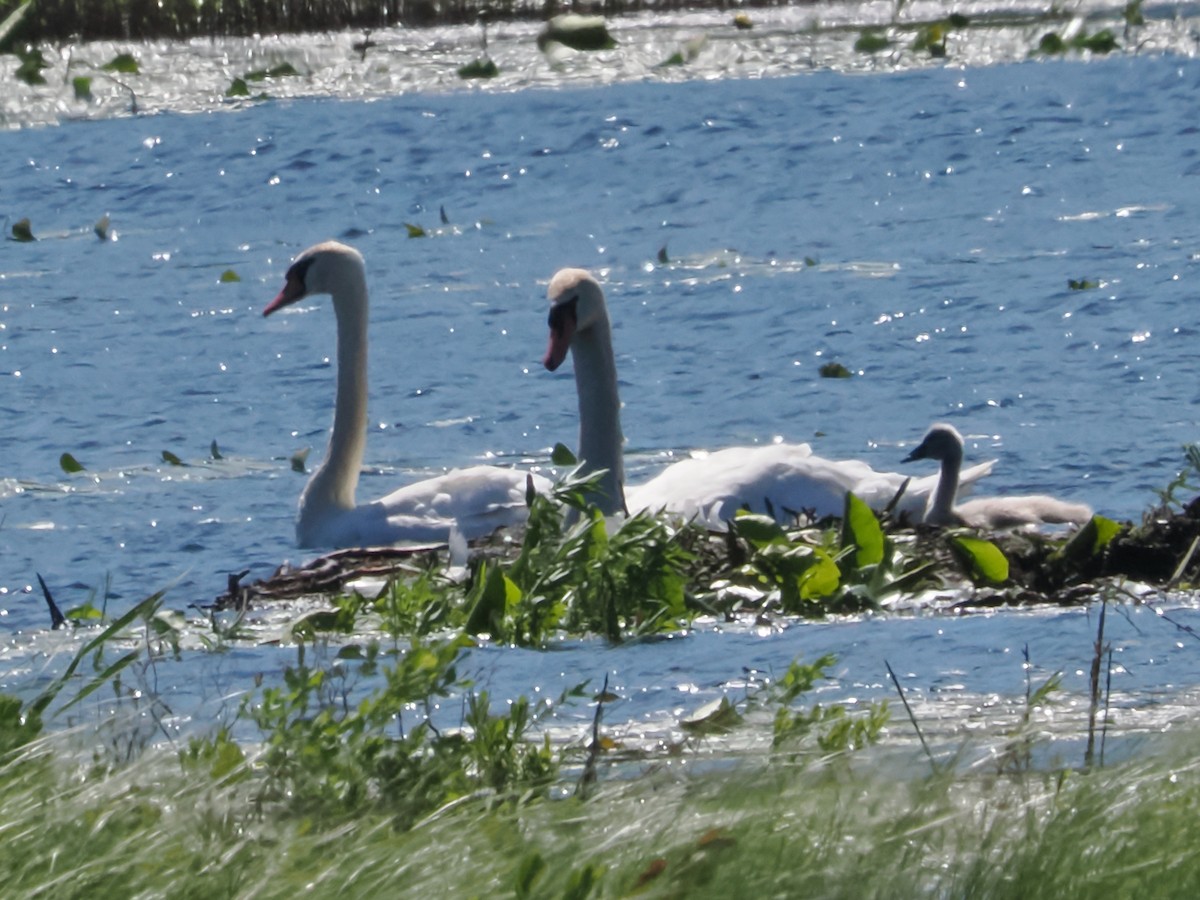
[303,277,369,519]
[928,446,962,525]
[572,316,625,514]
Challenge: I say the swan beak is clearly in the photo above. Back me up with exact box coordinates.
[543,310,576,371]
[263,275,306,317]
[902,445,928,464]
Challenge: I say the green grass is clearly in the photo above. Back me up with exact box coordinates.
[4,727,1200,898]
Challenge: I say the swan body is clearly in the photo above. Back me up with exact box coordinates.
[903,423,1092,529]
[541,268,994,527]
[265,241,550,548]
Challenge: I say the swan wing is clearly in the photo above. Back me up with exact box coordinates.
[375,465,553,541]
[956,494,1092,529]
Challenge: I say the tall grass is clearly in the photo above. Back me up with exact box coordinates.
[3,727,1199,898]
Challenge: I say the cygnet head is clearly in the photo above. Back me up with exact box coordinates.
[903,423,965,464]
[263,241,365,316]
[543,268,607,371]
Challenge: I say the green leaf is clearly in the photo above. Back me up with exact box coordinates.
[953,536,1009,584]
[219,269,241,283]
[244,62,298,81]
[799,549,841,600]
[841,492,884,568]
[11,218,34,242]
[73,76,93,102]
[854,29,891,54]
[514,852,547,900]
[657,245,669,264]
[731,512,787,547]
[59,452,84,473]
[210,439,223,460]
[405,223,427,238]
[819,362,852,378]
[465,563,521,637]
[458,58,499,79]
[93,214,110,239]
[161,450,186,466]
[14,47,47,85]
[1059,514,1122,563]
[102,53,139,74]
[225,78,249,97]
[551,442,578,466]
[65,602,102,622]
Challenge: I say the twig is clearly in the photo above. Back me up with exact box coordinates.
[885,659,936,773]
[576,673,608,798]
[1084,594,1108,768]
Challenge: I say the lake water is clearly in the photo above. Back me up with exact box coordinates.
[3,17,1200,754]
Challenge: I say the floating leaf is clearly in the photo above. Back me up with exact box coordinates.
[854,29,891,54]
[102,53,139,74]
[162,450,186,466]
[551,442,578,466]
[1076,30,1118,53]
[15,47,48,85]
[73,76,93,102]
[953,536,1009,584]
[291,447,310,473]
[244,62,299,81]
[65,602,103,622]
[11,218,34,242]
[219,269,241,283]
[210,439,223,460]
[1037,32,1067,54]
[733,13,753,30]
[93,214,110,240]
[458,58,498,79]
[819,362,853,379]
[657,245,669,264]
[59,452,84,473]
[405,223,426,238]
[1068,278,1099,290]
[225,78,249,97]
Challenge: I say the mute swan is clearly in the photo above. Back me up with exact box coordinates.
[264,241,551,548]
[541,268,995,527]
[903,423,1092,528]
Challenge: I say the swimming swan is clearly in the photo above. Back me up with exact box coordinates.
[264,241,551,548]
[903,423,1092,528]
[541,268,995,527]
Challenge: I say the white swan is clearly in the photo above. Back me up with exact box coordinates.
[264,241,551,548]
[541,268,995,527]
[903,423,1092,528]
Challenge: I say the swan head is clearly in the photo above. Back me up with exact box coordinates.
[543,268,608,371]
[903,423,965,464]
[263,241,366,316]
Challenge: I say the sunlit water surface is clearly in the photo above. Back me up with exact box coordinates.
[3,16,1200,755]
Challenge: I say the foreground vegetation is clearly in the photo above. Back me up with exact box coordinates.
[3,447,1200,895]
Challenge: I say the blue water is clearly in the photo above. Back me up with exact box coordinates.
[3,55,1200,743]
